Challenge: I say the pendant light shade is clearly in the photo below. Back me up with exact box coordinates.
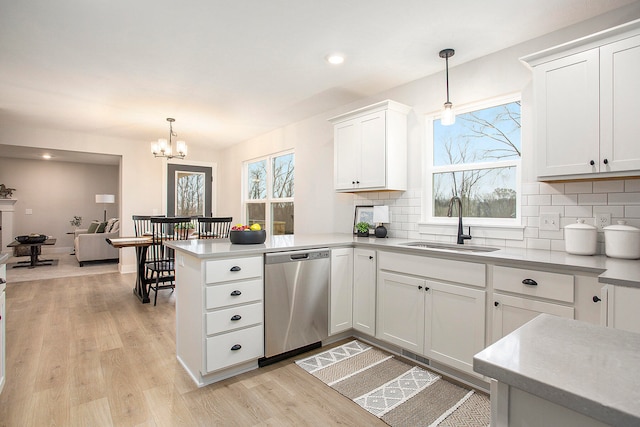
[439,48,455,126]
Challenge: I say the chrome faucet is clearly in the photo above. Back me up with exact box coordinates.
[447,196,472,245]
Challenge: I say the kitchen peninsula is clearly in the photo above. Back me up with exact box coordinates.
[165,234,640,391]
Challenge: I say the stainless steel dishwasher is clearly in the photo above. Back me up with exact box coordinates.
[260,248,330,366]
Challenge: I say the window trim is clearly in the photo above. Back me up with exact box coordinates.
[424,93,522,227]
[242,149,294,233]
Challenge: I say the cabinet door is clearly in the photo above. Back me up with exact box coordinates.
[605,285,640,334]
[492,293,573,343]
[574,275,604,325]
[353,248,376,335]
[376,271,424,353]
[600,34,640,172]
[357,111,387,189]
[424,281,485,376]
[534,49,600,177]
[329,248,353,335]
[334,120,359,190]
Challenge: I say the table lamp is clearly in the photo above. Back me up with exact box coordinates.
[373,205,390,238]
[95,194,115,222]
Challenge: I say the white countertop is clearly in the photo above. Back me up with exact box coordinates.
[473,314,640,425]
[164,233,640,288]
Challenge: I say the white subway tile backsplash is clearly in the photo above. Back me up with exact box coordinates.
[521,182,540,195]
[625,206,640,218]
[564,182,593,193]
[550,240,566,252]
[552,194,577,206]
[521,205,539,217]
[540,183,565,195]
[625,179,640,192]
[564,205,592,218]
[609,192,640,205]
[593,180,624,193]
[527,239,551,250]
[578,193,607,205]
[528,194,551,206]
[539,205,564,215]
[593,205,624,217]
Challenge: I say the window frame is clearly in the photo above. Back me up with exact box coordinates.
[424,93,522,227]
[242,149,294,234]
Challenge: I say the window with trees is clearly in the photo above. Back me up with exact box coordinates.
[427,96,521,224]
[244,151,294,234]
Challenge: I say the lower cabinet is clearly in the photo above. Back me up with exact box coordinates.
[353,248,376,335]
[601,284,640,333]
[329,248,353,335]
[424,280,485,375]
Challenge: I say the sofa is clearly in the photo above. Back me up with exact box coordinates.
[74,218,120,266]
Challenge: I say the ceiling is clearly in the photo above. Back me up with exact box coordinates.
[1,0,637,156]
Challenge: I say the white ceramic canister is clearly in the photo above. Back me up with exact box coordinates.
[564,219,597,255]
[604,221,640,259]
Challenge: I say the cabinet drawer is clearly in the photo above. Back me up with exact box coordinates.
[206,325,264,373]
[206,256,263,284]
[205,278,263,309]
[379,251,485,287]
[206,302,263,336]
[493,266,574,303]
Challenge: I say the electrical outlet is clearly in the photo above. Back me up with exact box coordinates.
[595,213,611,231]
[540,213,560,231]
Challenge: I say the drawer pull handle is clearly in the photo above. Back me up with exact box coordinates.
[593,296,601,303]
[590,160,595,166]
[231,315,242,321]
[230,266,241,272]
[231,344,242,351]
[494,301,500,307]
[522,279,538,286]
[230,290,242,296]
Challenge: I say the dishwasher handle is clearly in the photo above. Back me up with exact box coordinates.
[290,253,309,261]
[265,248,330,264]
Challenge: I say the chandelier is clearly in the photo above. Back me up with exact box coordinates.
[151,118,187,159]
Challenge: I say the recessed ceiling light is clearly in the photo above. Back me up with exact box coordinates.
[42,154,52,159]
[326,53,345,65]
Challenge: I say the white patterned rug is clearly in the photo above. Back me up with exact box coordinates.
[296,340,490,427]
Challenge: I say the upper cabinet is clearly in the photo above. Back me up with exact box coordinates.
[329,100,411,192]
[522,20,640,181]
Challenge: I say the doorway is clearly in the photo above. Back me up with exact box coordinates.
[167,164,212,216]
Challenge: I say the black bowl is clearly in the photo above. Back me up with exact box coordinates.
[15,234,47,244]
[229,230,266,244]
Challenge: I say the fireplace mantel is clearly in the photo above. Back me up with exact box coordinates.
[0,199,18,254]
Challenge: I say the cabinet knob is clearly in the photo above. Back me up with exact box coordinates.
[494,301,500,307]
[590,160,595,166]
[603,158,609,165]
[231,344,242,351]
[522,278,538,286]
[231,315,242,321]
[369,256,374,260]
[593,296,601,303]
[425,287,430,291]
[352,181,356,184]
[230,266,241,272]
[230,290,242,296]
[418,285,423,290]
[356,180,360,184]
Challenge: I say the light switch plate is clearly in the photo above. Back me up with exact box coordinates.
[540,212,560,231]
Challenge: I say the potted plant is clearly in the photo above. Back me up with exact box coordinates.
[355,221,370,237]
[70,216,82,228]
[175,222,196,237]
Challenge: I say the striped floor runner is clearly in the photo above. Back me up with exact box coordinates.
[296,340,490,427]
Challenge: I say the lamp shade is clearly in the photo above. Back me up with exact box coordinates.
[373,206,390,224]
[95,194,115,204]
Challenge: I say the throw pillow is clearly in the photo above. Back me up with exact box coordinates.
[96,221,108,233]
[110,219,120,233]
[86,221,100,233]
[105,218,117,232]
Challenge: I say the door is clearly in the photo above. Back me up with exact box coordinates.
[167,164,212,216]
[334,120,359,190]
[377,271,424,354]
[424,280,485,376]
[329,248,353,335]
[358,111,387,189]
[353,248,376,335]
[534,49,599,177]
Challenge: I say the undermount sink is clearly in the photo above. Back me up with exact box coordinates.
[402,241,500,253]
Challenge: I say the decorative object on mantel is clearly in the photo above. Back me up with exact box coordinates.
[0,184,16,199]
[373,205,390,238]
[353,205,374,235]
[439,48,456,126]
[95,194,115,222]
[151,117,187,159]
[70,216,83,228]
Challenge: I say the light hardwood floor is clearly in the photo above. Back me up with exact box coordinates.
[0,272,385,426]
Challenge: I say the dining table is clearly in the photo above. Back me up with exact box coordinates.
[106,236,153,303]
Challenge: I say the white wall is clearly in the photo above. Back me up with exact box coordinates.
[0,158,119,250]
[218,5,640,238]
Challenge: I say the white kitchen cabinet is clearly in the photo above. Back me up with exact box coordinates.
[601,284,640,334]
[329,248,353,335]
[175,254,264,386]
[573,275,605,325]
[377,271,425,354]
[329,100,411,192]
[523,22,640,180]
[0,261,6,395]
[353,248,376,335]
[424,280,485,376]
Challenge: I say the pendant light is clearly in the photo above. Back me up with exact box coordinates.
[439,48,455,126]
[151,118,187,159]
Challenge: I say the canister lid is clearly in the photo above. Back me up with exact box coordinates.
[603,220,640,233]
[565,219,597,230]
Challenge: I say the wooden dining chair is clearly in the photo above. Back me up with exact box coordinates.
[145,216,192,305]
[197,216,233,239]
[132,215,165,236]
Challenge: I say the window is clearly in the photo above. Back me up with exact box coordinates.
[427,96,521,224]
[244,151,294,234]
